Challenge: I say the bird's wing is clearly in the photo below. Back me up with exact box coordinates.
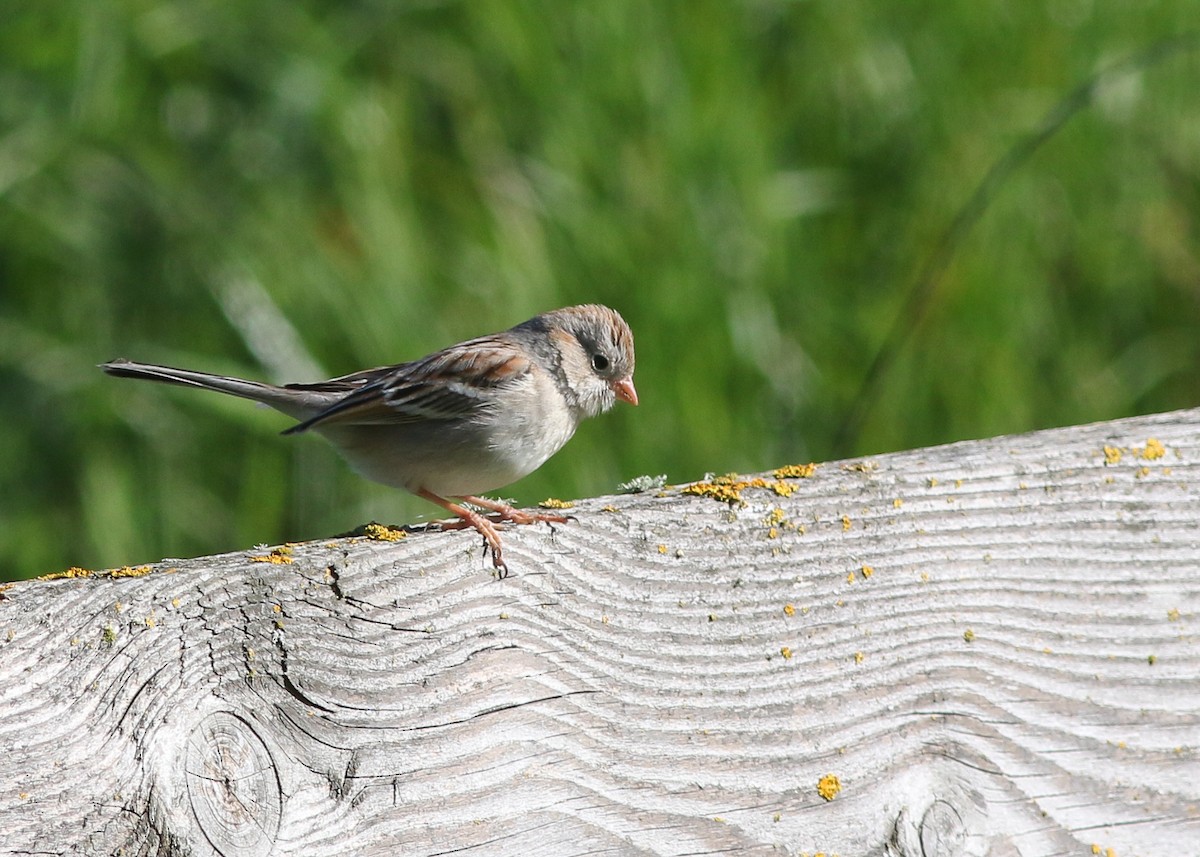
[282,336,533,435]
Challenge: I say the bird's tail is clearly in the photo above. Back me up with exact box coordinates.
[99,359,316,421]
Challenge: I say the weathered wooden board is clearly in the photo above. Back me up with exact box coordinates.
[1,409,1198,856]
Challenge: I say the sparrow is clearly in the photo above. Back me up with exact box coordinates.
[101,304,637,575]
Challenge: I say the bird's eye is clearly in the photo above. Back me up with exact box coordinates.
[591,353,610,372]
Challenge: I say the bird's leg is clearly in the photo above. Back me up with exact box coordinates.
[417,488,508,577]
[459,495,574,528]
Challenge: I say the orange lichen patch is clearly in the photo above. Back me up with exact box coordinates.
[783,604,796,616]
[1103,445,1123,465]
[774,462,818,479]
[768,480,796,497]
[816,774,841,801]
[41,564,159,582]
[362,523,407,542]
[780,646,793,660]
[841,515,852,532]
[251,545,295,564]
[861,565,874,578]
[682,473,799,505]
[538,497,575,510]
[37,567,94,581]
[109,565,153,579]
[682,479,745,505]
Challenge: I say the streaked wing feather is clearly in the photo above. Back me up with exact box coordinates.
[283,337,532,434]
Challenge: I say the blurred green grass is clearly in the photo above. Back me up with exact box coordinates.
[1,1,1197,581]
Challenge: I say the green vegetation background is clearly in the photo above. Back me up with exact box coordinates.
[2,2,1197,581]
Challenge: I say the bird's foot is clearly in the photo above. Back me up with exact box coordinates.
[459,496,575,529]
[418,489,511,576]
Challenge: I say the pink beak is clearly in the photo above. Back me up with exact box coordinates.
[612,377,639,406]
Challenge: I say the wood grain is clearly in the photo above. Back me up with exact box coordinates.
[2,408,1198,856]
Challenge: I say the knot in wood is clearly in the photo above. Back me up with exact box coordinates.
[186,711,281,856]
[919,799,965,857]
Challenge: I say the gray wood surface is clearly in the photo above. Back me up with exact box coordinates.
[2,409,1198,856]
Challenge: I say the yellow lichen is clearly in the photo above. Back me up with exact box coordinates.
[841,515,852,532]
[601,504,619,513]
[842,461,878,473]
[1168,608,1181,622]
[769,480,796,497]
[538,497,575,510]
[816,774,841,801]
[783,604,795,616]
[780,646,793,660]
[861,565,874,578]
[963,628,976,643]
[250,552,292,564]
[251,545,295,564]
[684,474,803,505]
[892,498,903,508]
[682,481,745,505]
[362,523,407,542]
[854,651,864,664]
[1139,438,1166,460]
[37,567,94,581]
[1103,445,1123,465]
[109,565,152,579]
[774,462,818,479]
